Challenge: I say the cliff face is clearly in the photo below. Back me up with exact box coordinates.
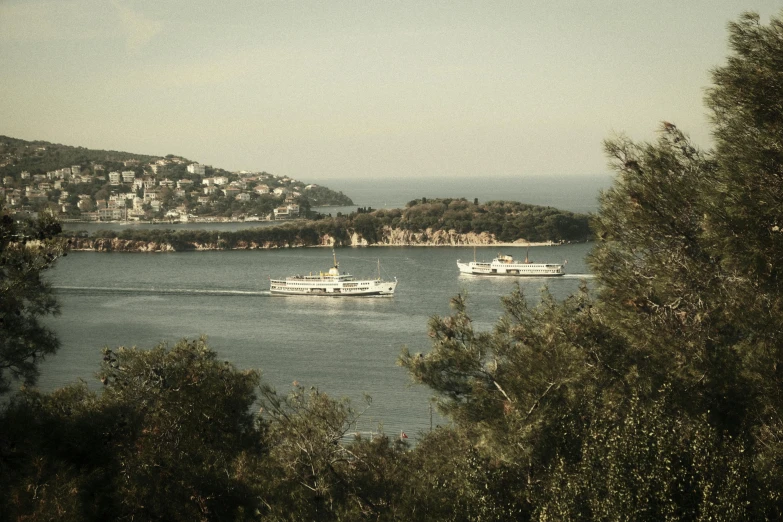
[70,238,177,252]
[377,227,506,246]
[69,238,311,252]
[68,227,527,252]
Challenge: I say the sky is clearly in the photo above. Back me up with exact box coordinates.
[1,1,781,181]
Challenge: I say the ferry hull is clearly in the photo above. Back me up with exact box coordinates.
[270,251,397,296]
[270,280,397,297]
[457,261,564,277]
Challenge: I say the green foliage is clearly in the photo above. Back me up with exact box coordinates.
[388,198,591,242]
[302,186,354,206]
[0,135,159,177]
[399,10,783,520]
[0,338,264,521]
[536,387,753,521]
[255,384,375,520]
[0,205,68,394]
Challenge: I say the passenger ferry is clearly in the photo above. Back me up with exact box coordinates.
[457,251,565,277]
[270,251,398,297]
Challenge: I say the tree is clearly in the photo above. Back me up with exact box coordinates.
[0,338,265,521]
[0,205,68,394]
[402,10,783,519]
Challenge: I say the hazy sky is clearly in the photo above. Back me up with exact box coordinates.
[1,1,781,180]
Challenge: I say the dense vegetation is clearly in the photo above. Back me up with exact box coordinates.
[2,10,783,521]
[0,210,68,394]
[359,198,590,243]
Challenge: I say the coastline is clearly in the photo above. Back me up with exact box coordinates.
[345,241,564,248]
[63,224,588,253]
[67,240,577,253]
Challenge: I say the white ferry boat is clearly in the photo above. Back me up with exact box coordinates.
[457,252,565,277]
[270,252,398,297]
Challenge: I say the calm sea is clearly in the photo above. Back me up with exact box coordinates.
[41,244,594,439]
[317,174,613,214]
[40,175,611,439]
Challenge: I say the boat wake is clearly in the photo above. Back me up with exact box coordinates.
[53,285,272,297]
[562,273,595,279]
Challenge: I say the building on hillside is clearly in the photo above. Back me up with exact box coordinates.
[187,163,206,176]
[109,194,133,208]
[235,192,251,202]
[27,192,49,204]
[273,204,299,220]
[109,171,121,185]
[122,171,136,183]
[71,165,81,176]
[99,208,124,220]
[223,187,240,198]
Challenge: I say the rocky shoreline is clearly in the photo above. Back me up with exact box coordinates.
[67,227,565,253]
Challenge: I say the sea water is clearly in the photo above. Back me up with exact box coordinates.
[40,244,594,439]
[39,174,611,438]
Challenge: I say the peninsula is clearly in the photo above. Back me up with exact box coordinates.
[66,198,591,252]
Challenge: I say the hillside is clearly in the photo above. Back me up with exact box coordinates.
[0,136,159,175]
[0,135,354,221]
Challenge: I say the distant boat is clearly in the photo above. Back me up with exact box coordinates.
[270,251,398,297]
[457,250,565,277]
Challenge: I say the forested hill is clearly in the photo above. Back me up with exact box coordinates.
[0,135,353,206]
[0,135,159,174]
[358,198,591,243]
